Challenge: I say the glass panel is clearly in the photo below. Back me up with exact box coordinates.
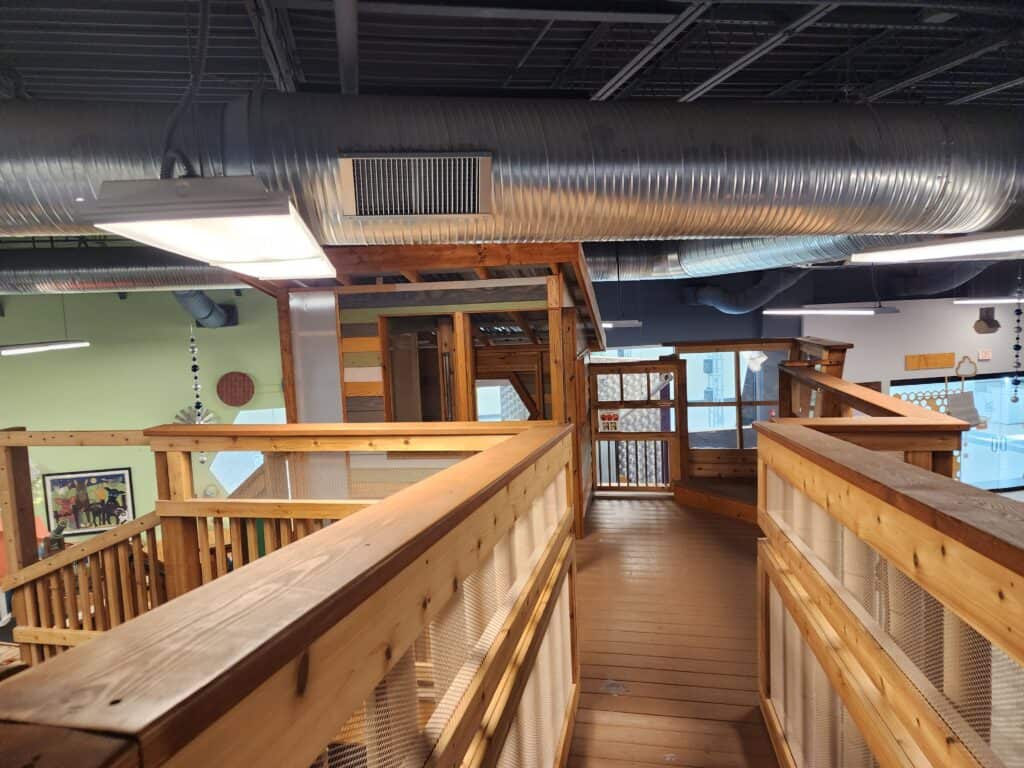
[687,406,738,449]
[598,407,675,433]
[741,403,779,449]
[475,379,531,422]
[680,352,736,402]
[739,350,788,402]
[596,373,621,402]
[891,375,1024,491]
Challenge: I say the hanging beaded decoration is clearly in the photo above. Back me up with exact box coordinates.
[190,329,207,464]
[1013,266,1023,404]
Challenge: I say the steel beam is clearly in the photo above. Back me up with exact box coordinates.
[550,23,611,89]
[245,0,302,92]
[949,74,1024,104]
[860,31,1014,102]
[592,3,710,101]
[334,0,359,94]
[767,27,893,98]
[503,19,554,87]
[680,3,838,102]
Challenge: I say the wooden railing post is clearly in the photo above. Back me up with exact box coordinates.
[158,451,202,599]
[1,427,38,573]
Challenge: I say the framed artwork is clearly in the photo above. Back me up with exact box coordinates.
[43,468,135,536]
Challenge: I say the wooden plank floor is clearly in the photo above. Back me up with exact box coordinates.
[571,497,778,768]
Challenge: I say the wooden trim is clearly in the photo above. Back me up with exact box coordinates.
[275,290,298,424]
[340,336,381,353]
[0,430,148,447]
[1,512,160,591]
[13,626,104,648]
[0,426,572,768]
[144,422,536,438]
[569,244,605,351]
[758,425,1024,666]
[146,433,515,454]
[776,418,963,452]
[453,312,477,421]
[554,681,580,768]
[760,541,930,768]
[335,291,348,422]
[759,695,798,768]
[670,338,796,353]
[156,499,373,520]
[325,243,580,274]
[1,428,37,575]
[673,483,756,525]
[760,510,992,768]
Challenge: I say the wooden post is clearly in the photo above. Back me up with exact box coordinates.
[1,427,38,573]
[159,451,202,600]
[452,312,477,421]
[547,275,566,423]
[275,289,298,424]
[778,369,794,418]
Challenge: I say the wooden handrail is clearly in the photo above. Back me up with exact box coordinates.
[0,430,148,447]
[0,512,159,592]
[156,499,374,519]
[0,424,575,767]
[780,364,965,422]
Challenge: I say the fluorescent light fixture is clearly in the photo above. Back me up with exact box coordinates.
[84,176,335,280]
[1,340,90,357]
[952,297,1021,305]
[602,319,643,329]
[763,306,899,316]
[850,230,1024,264]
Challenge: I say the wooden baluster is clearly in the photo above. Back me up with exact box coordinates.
[213,519,228,578]
[48,573,68,655]
[196,516,213,585]
[141,532,159,610]
[245,519,259,562]
[101,546,122,627]
[130,535,147,614]
[229,518,245,569]
[116,541,136,620]
[278,518,292,547]
[264,517,279,554]
[60,567,79,631]
[19,585,42,665]
[33,580,54,658]
[77,558,94,631]
[91,555,109,631]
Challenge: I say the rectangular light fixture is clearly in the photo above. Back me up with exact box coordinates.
[952,297,1020,305]
[850,230,1024,264]
[763,306,899,316]
[602,319,643,329]
[84,176,336,280]
[1,340,91,357]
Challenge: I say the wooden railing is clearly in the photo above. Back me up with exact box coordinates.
[0,422,579,768]
[756,420,1024,768]
[778,364,969,477]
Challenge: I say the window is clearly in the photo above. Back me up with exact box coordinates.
[890,374,1024,492]
[679,348,785,449]
[475,379,531,422]
[209,408,287,495]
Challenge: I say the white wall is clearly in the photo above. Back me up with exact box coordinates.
[801,298,1018,390]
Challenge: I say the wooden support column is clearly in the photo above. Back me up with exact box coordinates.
[453,312,477,421]
[1,428,37,574]
[159,452,202,600]
[276,289,298,423]
[547,275,567,423]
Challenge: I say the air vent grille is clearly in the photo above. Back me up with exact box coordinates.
[340,154,491,217]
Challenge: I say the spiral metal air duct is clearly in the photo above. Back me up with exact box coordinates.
[1,95,1023,247]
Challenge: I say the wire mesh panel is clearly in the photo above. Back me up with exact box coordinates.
[309,468,572,768]
[765,467,1024,768]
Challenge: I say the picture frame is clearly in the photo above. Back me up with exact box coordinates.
[42,467,135,536]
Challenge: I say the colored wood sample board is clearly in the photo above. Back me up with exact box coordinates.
[904,352,956,371]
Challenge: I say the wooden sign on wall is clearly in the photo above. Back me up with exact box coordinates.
[904,352,956,371]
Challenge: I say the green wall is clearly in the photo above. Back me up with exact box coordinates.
[0,289,284,531]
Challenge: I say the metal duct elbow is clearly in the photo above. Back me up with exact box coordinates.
[173,290,234,328]
[680,270,808,315]
[1,96,1022,244]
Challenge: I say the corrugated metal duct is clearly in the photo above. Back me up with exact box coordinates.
[1,95,1022,246]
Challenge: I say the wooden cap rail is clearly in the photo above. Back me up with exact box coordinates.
[0,424,573,768]
[0,430,148,447]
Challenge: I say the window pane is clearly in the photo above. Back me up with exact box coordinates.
[622,372,649,401]
[680,352,736,402]
[598,407,675,433]
[739,350,788,402]
[475,379,530,421]
[741,403,779,448]
[688,406,738,448]
[596,373,621,402]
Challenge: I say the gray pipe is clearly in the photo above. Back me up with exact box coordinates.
[1,96,1022,244]
[681,270,808,315]
[173,290,231,328]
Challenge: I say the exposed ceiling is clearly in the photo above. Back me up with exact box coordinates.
[2,1,1023,106]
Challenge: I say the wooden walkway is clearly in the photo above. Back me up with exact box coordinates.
[571,497,778,768]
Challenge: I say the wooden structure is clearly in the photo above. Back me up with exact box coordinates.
[0,422,581,768]
[278,243,603,536]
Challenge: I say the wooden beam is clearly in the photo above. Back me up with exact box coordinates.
[453,312,478,420]
[400,269,422,283]
[569,244,605,350]
[507,372,541,419]
[1,427,37,573]
[325,243,580,275]
[510,311,538,345]
[474,267,491,280]
[275,290,298,423]
[0,430,147,447]
[156,499,374,520]
[13,626,104,648]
